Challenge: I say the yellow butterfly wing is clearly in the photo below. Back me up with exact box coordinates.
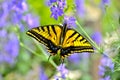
[26,25,62,55]
[61,29,94,57]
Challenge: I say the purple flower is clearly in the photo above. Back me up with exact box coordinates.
[0,2,9,27]
[23,14,40,29]
[101,0,110,5]
[57,0,66,9]
[68,53,81,64]
[54,76,60,80]
[0,0,39,31]
[46,0,57,6]
[64,16,76,28]
[9,0,23,9]
[91,31,102,45]
[0,32,19,65]
[0,8,4,17]
[0,0,25,28]
[39,67,48,80]
[98,54,114,80]
[50,5,64,20]
[75,0,85,17]
[0,29,7,37]
[100,76,111,80]
[55,64,68,79]
[100,0,111,13]
[49,0,66,20]
[50,0,57,3]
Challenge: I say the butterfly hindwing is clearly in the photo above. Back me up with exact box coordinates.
[61,29,94,58]
[26,25,62,55]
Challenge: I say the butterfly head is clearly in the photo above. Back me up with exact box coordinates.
[57,48,65,59]
[57,48,71,60]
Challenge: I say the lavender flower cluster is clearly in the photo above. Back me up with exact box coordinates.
[48,0,76,27]
[0,30,19,65]
[99,55,114,80]
[0,0,39,65]
[48,0,66,20]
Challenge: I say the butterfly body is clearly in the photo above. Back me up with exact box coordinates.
[26,24,94,60]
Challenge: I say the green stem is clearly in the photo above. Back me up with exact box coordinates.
[105,8,120,39]
[20,41,57,68]
[20,42,43,58]
[76,21,103,53]
[15,25,43,58]
[15,24,57,68]
[33,40,57,68]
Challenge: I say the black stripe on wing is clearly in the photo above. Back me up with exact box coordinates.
[67,31,77,40]
[51,25,57,35]
[26,30,60,54]
[46,26,51,36]
[26,30,48,46]
[60,46,94,57]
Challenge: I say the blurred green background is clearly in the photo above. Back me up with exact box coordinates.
[0,0,120,80]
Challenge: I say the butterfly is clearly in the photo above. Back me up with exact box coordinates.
[26,24,94,62]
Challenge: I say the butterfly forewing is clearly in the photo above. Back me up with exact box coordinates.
[27,25,62,45]
[26,25,63,55]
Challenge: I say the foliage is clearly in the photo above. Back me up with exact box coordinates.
[0,0,120,80]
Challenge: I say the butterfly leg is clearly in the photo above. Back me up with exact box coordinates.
[47,55,52,61]
[61,59,64,65]
[59,56,65,64]
[59,56,61,61]
[47,53,56,61]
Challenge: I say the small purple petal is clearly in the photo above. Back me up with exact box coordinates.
[0,2,9,27]
[50,0,57,3]
[5,33,19,58]
[23,14,40,28]
[0,8,4,17]
[49,0,66,20]
[98,54,114,80]
[10,11,22,24]
[0,29,7,37]
[56,64,68,79]
[21,1,28,11]
[4,55,14,64]
[50,5,64,20]
[100,76,111,80]
[75,0,85,17]
[64,16,76,28]
[98,66,105,76]
[58,0,66,9]
[1,33,19,64]
[0,0,36,31]
[101,0,110,5]
[100,0,111,13]
[39,67,48,80]
[91,31,102,44]
[11,0,24,10]
[68,53,81,64]
[104,76,111,80]
[54,76,59,80]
